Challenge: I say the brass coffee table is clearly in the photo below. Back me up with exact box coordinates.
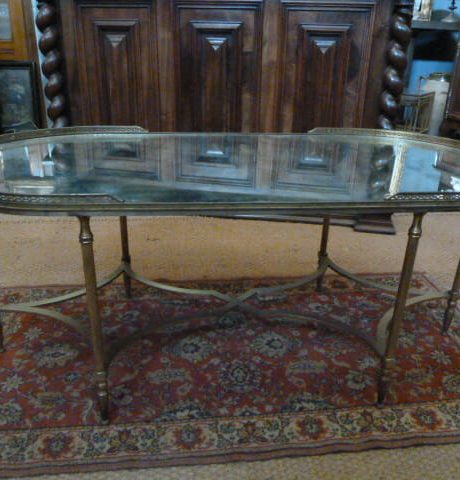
[0,127,459,422]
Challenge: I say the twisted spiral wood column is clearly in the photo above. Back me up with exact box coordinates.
[368,145,396,199]
[357,3,413,234]
[378,6,413,130]
[36,0,69,128]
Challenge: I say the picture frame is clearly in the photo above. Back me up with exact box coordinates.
[0,0,13,41]
[413,0,433,21]
[0,60,41,133]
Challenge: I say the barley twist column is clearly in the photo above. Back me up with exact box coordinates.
[36,0,69,128]
[378,6,413,130]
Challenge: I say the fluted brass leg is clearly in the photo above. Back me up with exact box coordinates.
[378,213,425,405]
[316,217,330,292]
[443,258,460,334]
[79,216,109,422]
[120,216,132,298]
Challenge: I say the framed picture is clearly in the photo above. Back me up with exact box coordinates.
[413,0,433,21]
[0,61,41,133]
[0,0,13,41]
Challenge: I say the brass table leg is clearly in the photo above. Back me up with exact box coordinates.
[316,217,330,292]
[120,216,132,298]
[378,213,425,405]
[443,257,460,334]
[78,216,109,422]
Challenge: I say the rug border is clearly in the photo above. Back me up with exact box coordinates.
[1,432,460,479]
[2,398,460,479]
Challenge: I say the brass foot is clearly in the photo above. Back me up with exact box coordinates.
[123,271,132,299]
[315,278,325,293]
[443,258,460,334]
[378,357,396,406]
[316,266,326,292]
[95,370,109,423]
[98,395,109,424]
[443,290,459,334]
[377,379,389,407]
[123,273,132,298]
[0,323,4,352]
[316,218,330,292]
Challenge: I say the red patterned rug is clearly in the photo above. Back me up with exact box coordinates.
[0,274,459,477]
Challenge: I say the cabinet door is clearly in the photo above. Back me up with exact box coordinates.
[172,1,264,132]
[278,1,376,132]
[60,1,160,131]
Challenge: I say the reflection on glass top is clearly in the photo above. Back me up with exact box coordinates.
[0,130,459,205]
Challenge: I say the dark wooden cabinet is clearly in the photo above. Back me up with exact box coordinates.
[56,0,402,133]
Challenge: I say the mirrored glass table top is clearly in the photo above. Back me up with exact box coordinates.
[1,127,460,216]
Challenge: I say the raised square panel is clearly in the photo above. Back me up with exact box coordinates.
[279,2,375,132]
[174,1,264,133]
[73,5,160,130]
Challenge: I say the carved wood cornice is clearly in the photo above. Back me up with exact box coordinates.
[36,0,70,127]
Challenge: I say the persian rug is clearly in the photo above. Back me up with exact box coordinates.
[0,274,459,478]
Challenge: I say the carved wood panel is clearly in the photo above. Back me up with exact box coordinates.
[278,2,375,132]
[294,24,352,131]
[60,2,160,131]
[55,0,404,138]
[174,1,263,132]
